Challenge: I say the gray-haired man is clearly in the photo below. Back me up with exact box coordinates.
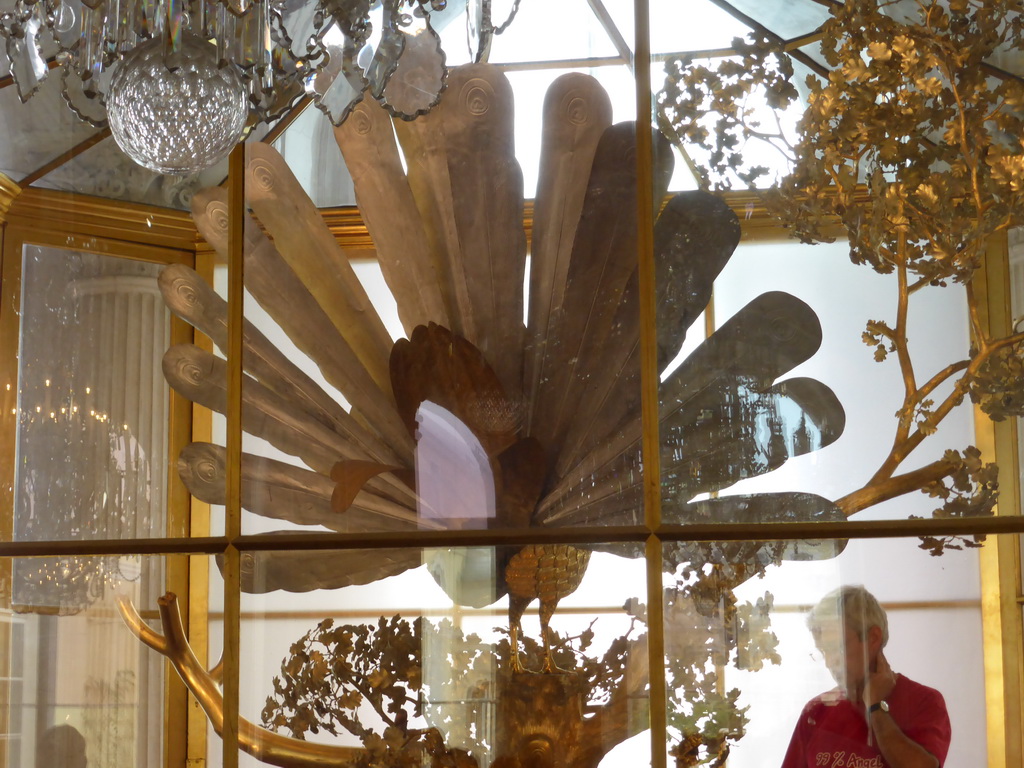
[781,585,950,768]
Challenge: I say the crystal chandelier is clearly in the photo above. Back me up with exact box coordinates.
[13,555,142,616]
[0,0,519,174]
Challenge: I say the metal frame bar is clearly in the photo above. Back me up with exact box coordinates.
[634,2,668,764]
[185,249,216,766]
[220,141,246,768]
[259,96,314,146]
[18,130,111,188]
[974,231,1024,767]
[702,0,830,77]
[210,598,988,622]
[588,0,634,65]
[0,198,16,768]
[3,515,1024,558]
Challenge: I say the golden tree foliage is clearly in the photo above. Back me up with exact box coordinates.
[659,0,1024,552]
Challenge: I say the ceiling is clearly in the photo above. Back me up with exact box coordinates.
[0,0,1018,211]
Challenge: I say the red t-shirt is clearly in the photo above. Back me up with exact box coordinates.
[781,674,951,768]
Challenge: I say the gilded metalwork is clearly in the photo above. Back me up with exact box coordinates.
[975,233,1024,767]
[221,143,246,768]
[633,3,668,765]
[6,188,197,252]
[506,543,591,672]
[657,4,1024,759]
[119,594,363,767]
[4,9,1024,760]
[0,172,20,226]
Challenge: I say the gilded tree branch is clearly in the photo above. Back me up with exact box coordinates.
[837,458,958,517]
[893,238,917,438]
[118,593,363,768]
[916,360,971,402]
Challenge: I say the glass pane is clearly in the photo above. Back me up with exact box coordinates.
[657,221,979,525]
[483,0,621,65]
[272,103,357,208]
[710,0,831,42]
[172,262,230,541]
[11,246,172,544]
[661,535,983,766]
[647,0,751,56]
[1010,229,1024,575]
[0,74,101,183]
[169,59,648,537]
[214,545,649,767]
[1,554,170,768]
[654,1,1020,527]
[508,65,637,198]
[656,53,814,191]
[33,136,226,210]
[794,41,830,73]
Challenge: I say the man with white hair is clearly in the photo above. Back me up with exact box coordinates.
[781,585,950,768]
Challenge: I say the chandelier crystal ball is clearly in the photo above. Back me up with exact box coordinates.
[106,34,249,175]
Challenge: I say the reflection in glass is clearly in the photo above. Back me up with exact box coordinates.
[309,0,446,126]
[12,247,170,612]
[272,101,358,207]
[1009,229,1024,529]
[3,555,165,768]
[706,0,830,41]
[32,135,226,210]
[216,548,649,767]
[415,400,496,524]
[664,537,984,767]
[163,61,849,571]
[169,65,671,554]
[784,587,951,768]
[658,2,1018,535]
[0,73,103,191]
[479,0,619,65]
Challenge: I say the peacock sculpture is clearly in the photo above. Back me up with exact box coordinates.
[134,62,847,766]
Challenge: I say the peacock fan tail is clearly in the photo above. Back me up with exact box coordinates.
[159,63,847,605]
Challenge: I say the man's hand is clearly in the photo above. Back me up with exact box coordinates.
[863,653,939,768]
[862,650,897,708]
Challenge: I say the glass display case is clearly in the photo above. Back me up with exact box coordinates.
[2,1,1023,767]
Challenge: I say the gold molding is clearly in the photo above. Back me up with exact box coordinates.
[312,191,822,252]
[1,177,881,262]
[4,186,809,262]
[195,204,381,259]
[0,217,19,768]
[0,172,21,226]
[314,206,377,252]
[975,231,1024,768]
[202,192,800,258]
[7,187,197,251]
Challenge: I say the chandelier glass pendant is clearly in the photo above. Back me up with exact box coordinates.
[0,0,458,174]
[105,32,249,174]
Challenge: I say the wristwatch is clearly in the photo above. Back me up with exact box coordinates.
[868,700,890,715]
